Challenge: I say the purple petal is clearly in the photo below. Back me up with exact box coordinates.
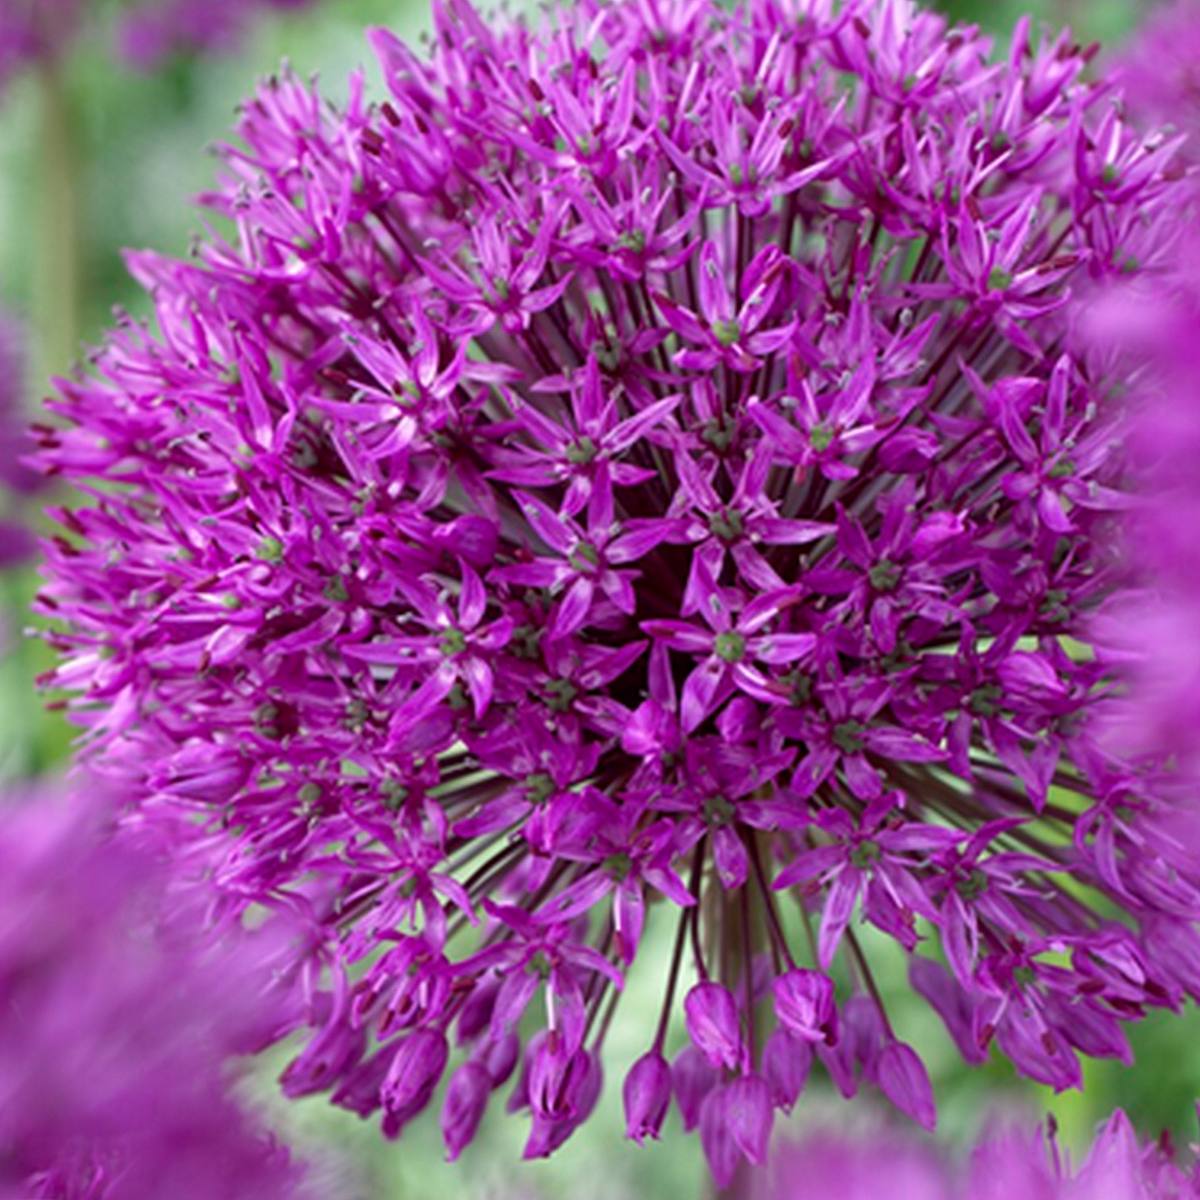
[876,1040,937,1131]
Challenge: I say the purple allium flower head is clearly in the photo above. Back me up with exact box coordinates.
[0,784,320,1200]
[769,1108,1200,1199]
[34,0,1199,1182]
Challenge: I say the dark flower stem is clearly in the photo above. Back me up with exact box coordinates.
[653,903,691,1053]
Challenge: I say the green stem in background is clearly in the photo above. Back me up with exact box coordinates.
[33,59,81,394]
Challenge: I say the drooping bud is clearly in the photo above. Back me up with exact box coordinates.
[699,1086,740,1189]
[330,1045,391,1118]
[723,1073,774,1165]
[528,1041,594,1123]
[454,978,498,1044]
[622,1050,672,1144]
[684,981,746,1071]
[380,1029,448,1137]
[697,1072,776,1186]
[523,1050,602,1160]
[817,994,885,1100]
[762,1027,812,1112]
[772,968,838,1044]
[441,1060,491,1161]
[279,1018,366,1099]
[672,1044,720,1132]
[876,1040,937,1131]
[478,1031,520,1087]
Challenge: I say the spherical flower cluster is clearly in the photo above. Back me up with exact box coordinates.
[769,1109,1200,1199]
[35,0,1197,1184]
[0,785,317,1199]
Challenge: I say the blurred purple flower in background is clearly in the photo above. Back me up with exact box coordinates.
[1083,0,1200,779]
[0,0,316,88]
[117,0,317,69]
[1087,229,1200,779]
[0,0,84,90]
[29,0,1200,1184]
[767,1108,1200,1199]
[0,783,320,1199]
[1112,0,1200,161]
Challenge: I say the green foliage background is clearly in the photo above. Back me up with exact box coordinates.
[0,1,1194,1196]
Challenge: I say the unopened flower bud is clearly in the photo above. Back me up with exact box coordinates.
[441,1061,491,1161]
[623,1050,671,1144]
[380,1029,448,1136]
[672,1044,720,1132]
[684,981,746,1072]
[876,1040,936,1131]
[773,968,837,1044]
